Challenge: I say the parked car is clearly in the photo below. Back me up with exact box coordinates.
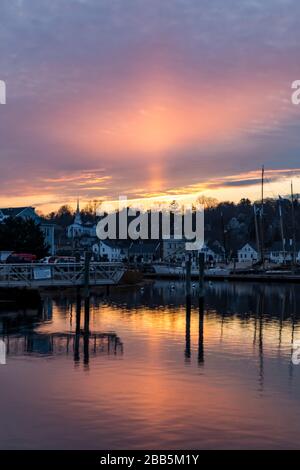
[39,256,57,264]
[6,253,37,264]
[54,256,76,264]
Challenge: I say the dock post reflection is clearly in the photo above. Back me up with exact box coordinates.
[74,288,81,364]
[185,298,191,362]
[198,296,204,365]
[83,295,90,367]
[289,286,296,382]
[83,251,91,367]
[185,252,192,362]
[258,287,265,391]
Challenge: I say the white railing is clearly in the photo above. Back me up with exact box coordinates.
[0,262,125,288]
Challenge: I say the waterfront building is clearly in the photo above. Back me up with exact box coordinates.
[162,237,224,264]
[92,240,128,262]
[269,240,300,264]
[237,243,259,263]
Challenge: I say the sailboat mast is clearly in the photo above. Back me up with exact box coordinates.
[254,204,260,255]
[291,181,297,266]
[278,197,285,264]
[260,165,265,266]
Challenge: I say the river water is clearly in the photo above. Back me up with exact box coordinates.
[0,281,299,449]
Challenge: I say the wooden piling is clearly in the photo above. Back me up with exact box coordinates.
[185,252,192,304]
[83,295,90,366]
[198,252,205,298]
[83,251,92,299]
[184,253,192,361]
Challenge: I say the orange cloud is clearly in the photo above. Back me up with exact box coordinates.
[38,72,293,163]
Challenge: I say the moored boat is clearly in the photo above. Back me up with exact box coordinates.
[152,263,231,278]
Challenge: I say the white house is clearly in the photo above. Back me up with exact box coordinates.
[0,206,56,255]
[238,243,259,263]
[162,238,225,264]
[92,240,127,262]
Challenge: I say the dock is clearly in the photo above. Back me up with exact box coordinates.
[0,262,126,289]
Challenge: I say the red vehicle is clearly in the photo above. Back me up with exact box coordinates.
[6,253,37,264]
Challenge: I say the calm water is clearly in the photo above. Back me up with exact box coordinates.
[0,281,300,450]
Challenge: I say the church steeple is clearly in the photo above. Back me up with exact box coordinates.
[74,199,82,225]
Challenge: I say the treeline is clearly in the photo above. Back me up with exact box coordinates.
[205,197,300,256]
[45,202,98,228]
[45,196,300,255]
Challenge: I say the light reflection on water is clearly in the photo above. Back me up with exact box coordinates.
[0,281,299,450]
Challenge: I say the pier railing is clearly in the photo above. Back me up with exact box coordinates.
[0,262,125,288]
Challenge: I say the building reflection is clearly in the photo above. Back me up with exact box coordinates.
[0,292,123,367]
[107,280,300,319]
[1,280,299,381]
[5,331,123,359]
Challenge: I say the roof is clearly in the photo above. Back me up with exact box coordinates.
[238,242,258,252]
[206,240,225,255]
[0,207,35,217]
[40,220,56,227]
[129,242,160,255]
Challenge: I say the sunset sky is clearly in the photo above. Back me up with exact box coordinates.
[1,0,300,212]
